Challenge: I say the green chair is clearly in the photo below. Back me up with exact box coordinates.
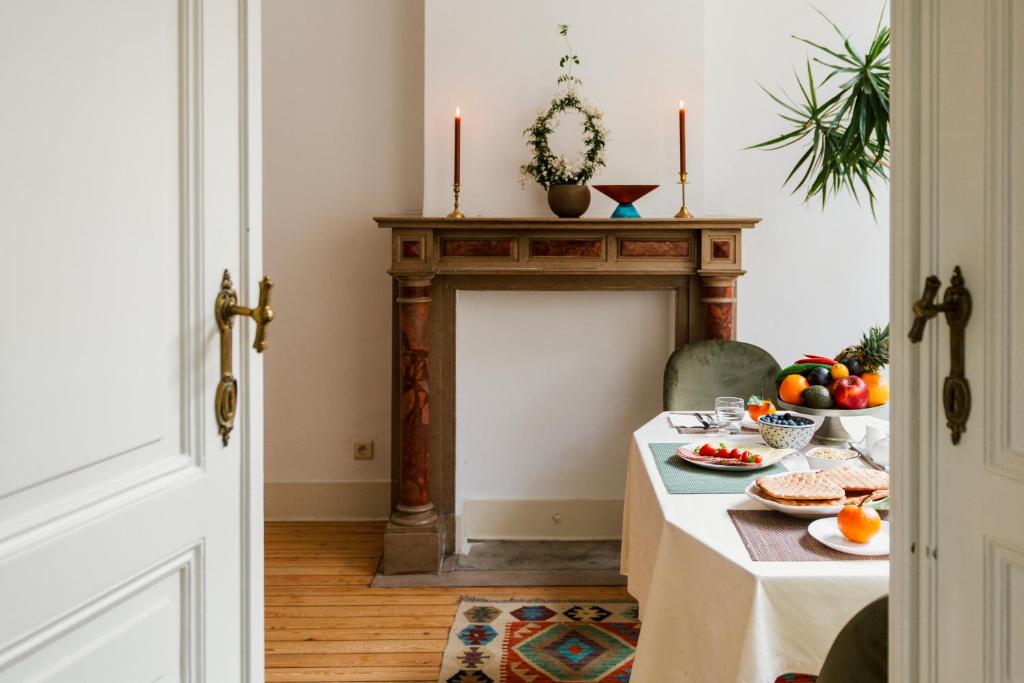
[775,596,888,683]
[663,340,781,411]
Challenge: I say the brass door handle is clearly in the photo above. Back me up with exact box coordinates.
[908,266,971,444]
[215,270,275,445]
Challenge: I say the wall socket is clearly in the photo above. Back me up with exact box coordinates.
[353,440,374,460]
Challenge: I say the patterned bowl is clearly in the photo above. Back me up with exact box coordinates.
[758,414,816,450]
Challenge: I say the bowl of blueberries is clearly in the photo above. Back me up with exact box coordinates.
[758,412,817,450]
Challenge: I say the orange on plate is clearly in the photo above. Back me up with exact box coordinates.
[861,373,890,407]
[837,503,882,543]
[779,374,810,405]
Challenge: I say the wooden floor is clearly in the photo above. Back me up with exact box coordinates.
[265,521,633,682]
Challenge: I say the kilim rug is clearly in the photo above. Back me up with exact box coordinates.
[438,599,640,682]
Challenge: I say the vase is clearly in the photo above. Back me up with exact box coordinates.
[546,184,591,218]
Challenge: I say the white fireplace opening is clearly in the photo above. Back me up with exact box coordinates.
[454,289,674,553]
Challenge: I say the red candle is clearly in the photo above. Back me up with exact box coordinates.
[678,100,686,174]
[454,107,461,185]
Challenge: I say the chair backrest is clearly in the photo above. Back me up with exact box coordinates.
[663,340,781,411]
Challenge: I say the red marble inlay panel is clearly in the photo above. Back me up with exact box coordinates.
[441,238,515,258]
[704,301,735,340]
[400,239,423,259]
[530,238,604,258]
[712,239,733,260]
[398,294,431,508]
[618,239,690,258]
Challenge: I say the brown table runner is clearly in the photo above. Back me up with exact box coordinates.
[728,509,890,562]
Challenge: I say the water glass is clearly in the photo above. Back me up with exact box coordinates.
[715,396,745,433]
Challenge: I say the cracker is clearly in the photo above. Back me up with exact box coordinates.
[822,467,890,493]
[756,471,844,500]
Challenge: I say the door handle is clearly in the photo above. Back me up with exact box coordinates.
[215,269,274,445]
[908,266,971,444]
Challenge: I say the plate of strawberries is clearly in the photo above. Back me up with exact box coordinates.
[675,441,789,471]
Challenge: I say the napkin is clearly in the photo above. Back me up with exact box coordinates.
[668,413,706,429]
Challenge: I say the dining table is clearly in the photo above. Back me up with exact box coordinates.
[620,410,890,683]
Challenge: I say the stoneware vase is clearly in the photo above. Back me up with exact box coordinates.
[546,184,591,218]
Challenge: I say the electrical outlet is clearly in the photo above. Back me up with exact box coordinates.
[353,440,374,460]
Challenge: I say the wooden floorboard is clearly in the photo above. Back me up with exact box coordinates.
[264,521,633,682]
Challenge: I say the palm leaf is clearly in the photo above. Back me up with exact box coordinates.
[751,9,890,210]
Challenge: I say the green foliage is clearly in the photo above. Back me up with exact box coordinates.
[520,25,607,189]
[749,9,890,212]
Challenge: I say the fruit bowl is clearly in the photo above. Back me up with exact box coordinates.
[592,184,658,218]
[775,400,887,447]
[757,413,817,450]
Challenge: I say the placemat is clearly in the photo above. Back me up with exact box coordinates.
[728,509,890,562]
[648,443,787,494]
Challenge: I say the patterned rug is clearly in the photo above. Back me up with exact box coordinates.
[439,599,640,682]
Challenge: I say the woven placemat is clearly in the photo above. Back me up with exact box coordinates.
[648,443,787,494]
[728,509,890,561]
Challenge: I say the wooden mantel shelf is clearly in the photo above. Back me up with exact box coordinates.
[372,213,760,576]
[375,215,760,230]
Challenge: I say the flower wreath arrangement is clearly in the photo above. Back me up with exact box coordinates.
[519,24,608,189]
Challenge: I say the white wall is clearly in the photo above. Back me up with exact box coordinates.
[262,0,423,519]
[261,0,890,522]
[423,0,705,218]
[422,0,889,537]
[705,0,890,365]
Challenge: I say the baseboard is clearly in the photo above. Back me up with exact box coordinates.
[457,499,624,548]
[264,481,390,521]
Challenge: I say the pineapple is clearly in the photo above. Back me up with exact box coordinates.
[837,324,890,373]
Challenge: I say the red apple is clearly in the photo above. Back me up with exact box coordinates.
[832,376,869,409]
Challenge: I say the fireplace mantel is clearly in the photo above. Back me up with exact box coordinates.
[373,214,760,574]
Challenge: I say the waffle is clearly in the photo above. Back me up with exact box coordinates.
[822,467,890,493]
[755,471,844,500]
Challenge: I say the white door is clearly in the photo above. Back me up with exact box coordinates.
[892,0,1024,679]
[0,1,264,681]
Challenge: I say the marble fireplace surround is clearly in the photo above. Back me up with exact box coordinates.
[373,215,759,575]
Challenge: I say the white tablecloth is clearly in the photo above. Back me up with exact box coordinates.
[621,412,889,682]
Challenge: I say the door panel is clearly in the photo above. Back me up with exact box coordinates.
[0,546,197,683]
[910,0,1024,679]
[0,0,261,680]
[984,0,1024,482]
[0,0,195,524]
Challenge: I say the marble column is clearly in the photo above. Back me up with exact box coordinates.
[700,275,738,340]
[392,275,437,527]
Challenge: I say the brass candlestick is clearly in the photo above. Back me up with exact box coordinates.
[447,183,465,219]
[674,171,693,219]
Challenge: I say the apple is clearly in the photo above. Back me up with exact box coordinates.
[832,376,869,409]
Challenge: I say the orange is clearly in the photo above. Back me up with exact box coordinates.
[862,373,890,407]
[778,374,810,405]
[748,399,777,420]
[837,503,882,543]
[830,363,850,380]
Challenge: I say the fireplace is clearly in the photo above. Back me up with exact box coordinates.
[374,215,759,574]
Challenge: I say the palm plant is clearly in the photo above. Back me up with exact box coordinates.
[749,9,890,211]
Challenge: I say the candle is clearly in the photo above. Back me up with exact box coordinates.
[454,107,461,185]
[678,100,686,174]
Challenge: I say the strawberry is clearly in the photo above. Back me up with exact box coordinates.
[698,443,716,457]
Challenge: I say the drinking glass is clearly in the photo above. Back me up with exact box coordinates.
[715,396,745,433]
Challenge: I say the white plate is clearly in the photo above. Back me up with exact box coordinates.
[744,481,844,517]
[744,472,889,518]
[676,442,789,472]
[807,517,889,556]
